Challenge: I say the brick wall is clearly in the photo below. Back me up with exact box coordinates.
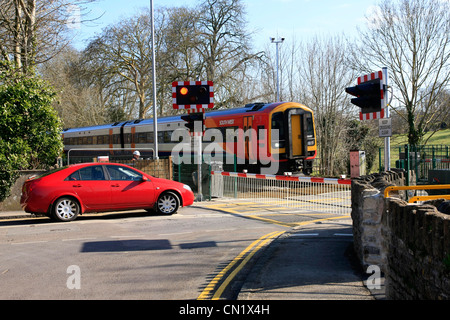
[351,170,450,299]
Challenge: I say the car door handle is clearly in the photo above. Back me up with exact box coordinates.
[73,184,82,188]
[111,184,120,187]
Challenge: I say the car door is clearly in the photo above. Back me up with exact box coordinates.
[105,165,156,209]
[66,165,112,210]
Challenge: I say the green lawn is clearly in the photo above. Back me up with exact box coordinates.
[388,128,450,146]
[376,129,450,172]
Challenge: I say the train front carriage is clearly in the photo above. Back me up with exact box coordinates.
[205,102,317,175]
[268,102,317,174]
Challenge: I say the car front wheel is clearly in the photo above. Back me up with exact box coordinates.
[53,197,80,222]
[156,192,179,215]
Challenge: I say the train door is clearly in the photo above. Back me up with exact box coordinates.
[290,114,303,157]
[288,109,306,158]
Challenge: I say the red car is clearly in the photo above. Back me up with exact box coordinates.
[20,163,195,222]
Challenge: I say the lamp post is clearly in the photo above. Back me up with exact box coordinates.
[270,37,284,102]
[150,0,158,159]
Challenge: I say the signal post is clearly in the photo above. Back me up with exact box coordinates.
[172,81,214,201]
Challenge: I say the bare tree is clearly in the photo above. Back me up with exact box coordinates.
[298,36,356,176]
[87,12,154,119]
[350,0,450,145]
[0,0,98,75]
[196,0,263,108]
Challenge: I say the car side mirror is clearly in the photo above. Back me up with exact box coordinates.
[141,176,149,182]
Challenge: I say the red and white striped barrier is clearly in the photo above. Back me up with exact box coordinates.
[211,171,351,185]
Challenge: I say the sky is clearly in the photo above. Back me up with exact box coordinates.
[70,0,380,51]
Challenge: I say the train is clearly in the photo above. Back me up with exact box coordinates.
[62,102,317,175]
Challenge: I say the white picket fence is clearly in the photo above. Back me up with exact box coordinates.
[211,171,352,215]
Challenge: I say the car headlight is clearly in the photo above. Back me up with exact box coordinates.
[183,184,192,191]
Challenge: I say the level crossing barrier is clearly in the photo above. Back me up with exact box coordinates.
[211,171,352,215]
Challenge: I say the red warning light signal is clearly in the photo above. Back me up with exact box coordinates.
[180,87,189,95]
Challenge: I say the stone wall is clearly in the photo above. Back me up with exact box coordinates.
[0,170,45,211]
[351,169,450,299]
[383,198,450,299]
[351,170,408,271]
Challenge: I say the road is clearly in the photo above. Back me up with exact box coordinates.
[0,200,360,300]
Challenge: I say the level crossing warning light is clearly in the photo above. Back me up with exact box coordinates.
[172,81,214,110]
[345,70,386,117]
[179,86,189,96]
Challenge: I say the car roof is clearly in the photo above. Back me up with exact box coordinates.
[68,162,132,169]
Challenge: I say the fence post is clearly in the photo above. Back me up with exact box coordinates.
[432,146,436,170]
[406,145,410,186]
[379,147,382,172]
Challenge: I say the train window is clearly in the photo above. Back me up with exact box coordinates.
[137,132,146,143]
[158,131,164,143]
[97,135,103,144]
[112,134,120,144]
[165,131,173,143]
[87,136,93,145]
[124,133,131,144]
[147,132,154,143]
[306,114,315,138]
[271,112,286,141]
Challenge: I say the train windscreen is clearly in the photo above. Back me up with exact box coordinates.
[271,112,286,148]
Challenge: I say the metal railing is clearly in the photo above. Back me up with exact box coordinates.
[211,171,352,215]
[386,145,450,184]
[384,184,450,203]
[67,148,155,165]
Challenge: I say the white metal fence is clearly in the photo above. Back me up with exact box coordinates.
[211,171,352,215]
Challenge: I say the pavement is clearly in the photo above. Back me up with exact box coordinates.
[0,208,385,300]
[237,218,385,300]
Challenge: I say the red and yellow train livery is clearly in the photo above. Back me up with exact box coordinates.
[62,102,317,175]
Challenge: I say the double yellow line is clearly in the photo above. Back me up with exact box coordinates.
[197,230,285,300]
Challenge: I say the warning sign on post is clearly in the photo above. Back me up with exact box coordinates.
[379,118,392,137]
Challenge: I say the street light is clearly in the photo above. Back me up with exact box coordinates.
[270,37,285,102]
[150,0,158,159]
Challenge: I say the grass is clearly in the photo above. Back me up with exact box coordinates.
[388,129,450,146]
[376,128,450,172]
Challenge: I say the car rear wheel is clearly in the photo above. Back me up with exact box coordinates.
[156,192,179,215]
[53,197,80,222]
